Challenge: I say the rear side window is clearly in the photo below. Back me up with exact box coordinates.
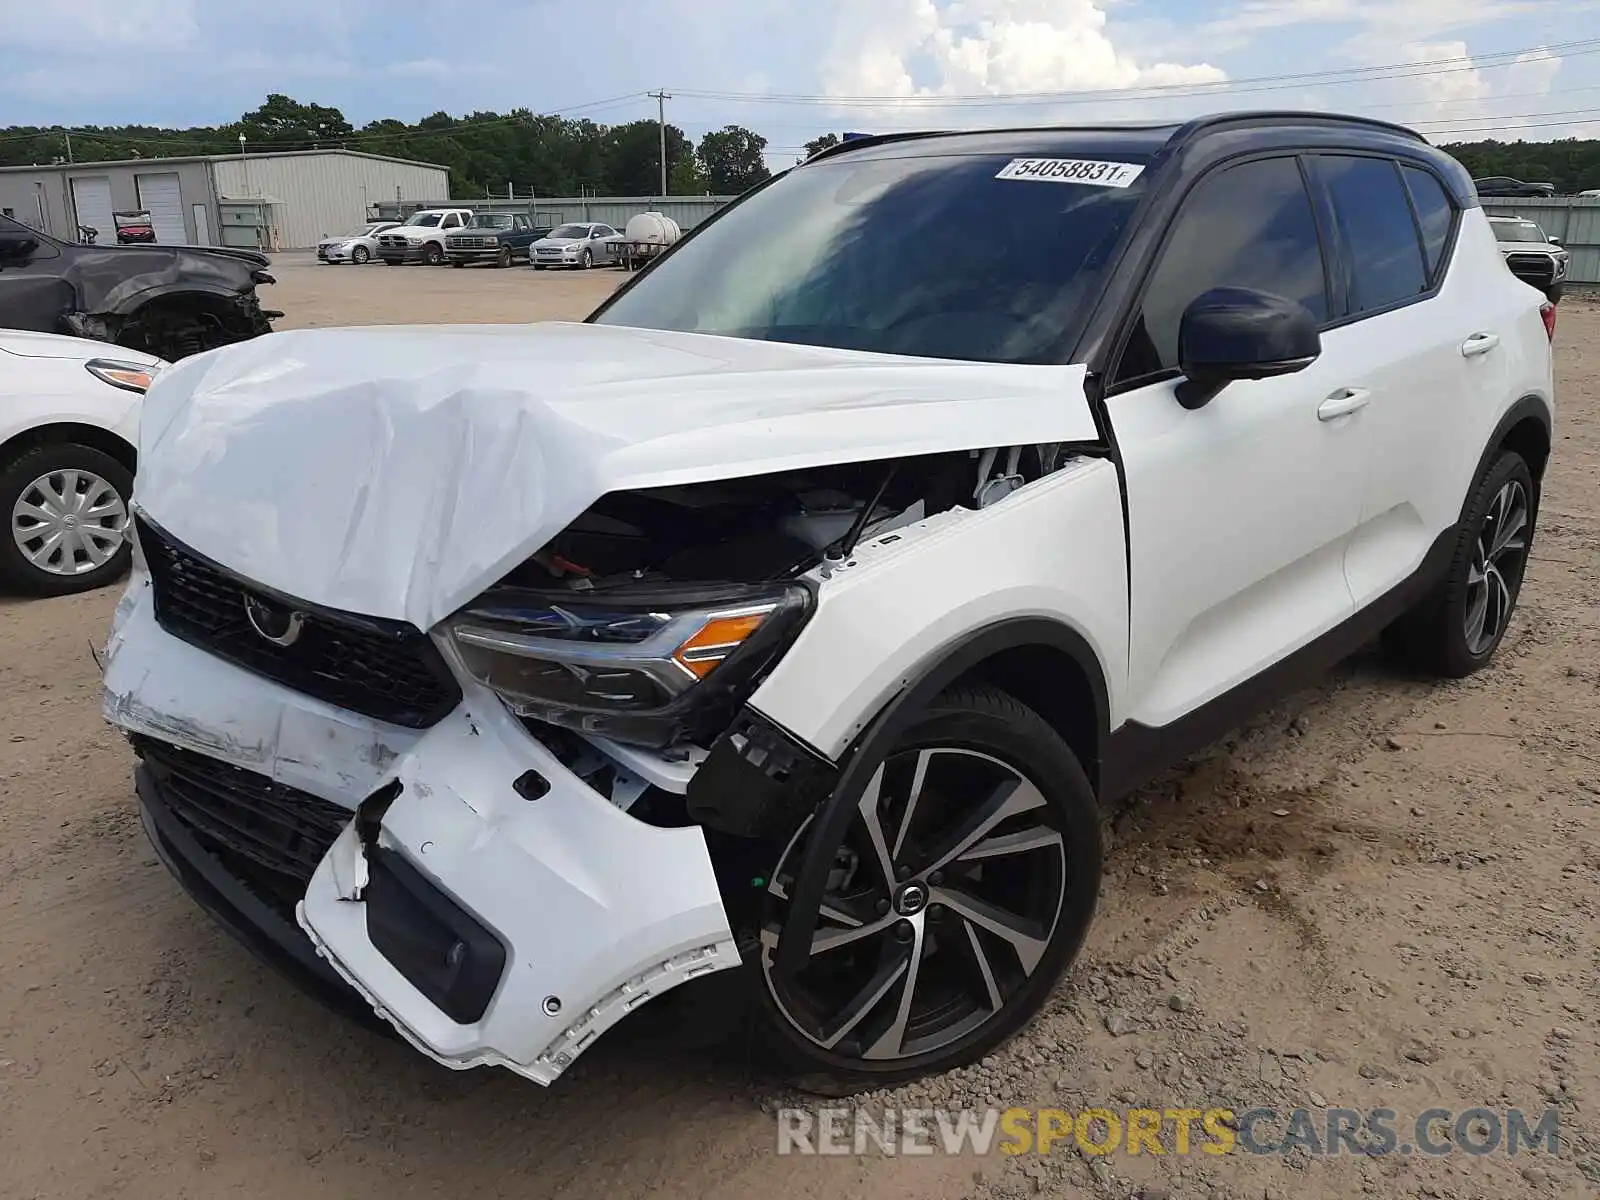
[1115,155,1328,383]
[1319,156,1427,313]
[1401,165,1455,280]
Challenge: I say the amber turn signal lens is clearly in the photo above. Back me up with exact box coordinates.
[672,612,769,679]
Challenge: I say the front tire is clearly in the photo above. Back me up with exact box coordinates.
[425,242,444,266]
[1383,449,1536,677]
[497,246,514,268]
[352,246,370,265]
[752,685,1102,1095]
[579,248,593,270]
[0,442,134,597]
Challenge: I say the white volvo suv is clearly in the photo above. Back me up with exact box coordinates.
[102,113,1556,1095]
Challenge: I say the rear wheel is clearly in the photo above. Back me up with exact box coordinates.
[451,260,465,269]
[752,685,1101,1095]
[0,442,134,596]
[1383,449,1535,677]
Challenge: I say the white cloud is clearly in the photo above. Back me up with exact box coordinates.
[821,0,1226,102]
[0,0,200,49]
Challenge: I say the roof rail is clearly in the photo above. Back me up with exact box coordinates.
[1171,109,1426,144]
[797,109,1424,169]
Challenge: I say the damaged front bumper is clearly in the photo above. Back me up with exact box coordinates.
[103,582,741,1084]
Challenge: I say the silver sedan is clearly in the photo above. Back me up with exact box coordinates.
[529,223,618,270]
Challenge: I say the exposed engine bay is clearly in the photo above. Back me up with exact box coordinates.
[459,442,1082,839]
[499,444,1072,592]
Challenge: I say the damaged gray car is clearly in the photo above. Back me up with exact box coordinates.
[0,214,280,360]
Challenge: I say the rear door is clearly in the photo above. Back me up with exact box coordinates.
[1303,154,1491,607]
[1106,154,1370,730]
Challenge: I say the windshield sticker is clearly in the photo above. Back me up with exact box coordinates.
[995,158,1145,187]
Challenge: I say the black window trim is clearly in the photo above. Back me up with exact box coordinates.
[1398,159,1463,288]
[1302,150,1456,333]
[1104,149,1337,398]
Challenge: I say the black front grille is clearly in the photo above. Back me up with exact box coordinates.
[1506,253,1556,283]
[136,735,350,916]
[137,517,462,728]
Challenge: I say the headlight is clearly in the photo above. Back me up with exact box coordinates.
[483,235,500,246]
[445,582,812,746]
[406,234,426,244]
[86,358,160,394]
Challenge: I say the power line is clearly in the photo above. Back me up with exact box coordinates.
[669,36,1600,110]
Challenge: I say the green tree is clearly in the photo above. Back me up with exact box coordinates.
[697,125,772,194]
[802,132,841,161]
[239,94,353,146]
[604,119,694,196]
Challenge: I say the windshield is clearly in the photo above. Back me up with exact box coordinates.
[1493,220,1547,243]
[467,214,514,228]
[549,224,590,239]
[405,213,443,227]
[593,151,1150,363]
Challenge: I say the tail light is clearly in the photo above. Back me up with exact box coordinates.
[1540,301,1557,341]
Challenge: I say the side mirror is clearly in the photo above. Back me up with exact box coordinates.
[0,229,38,261]
[1549,236,1563,246]
[1175,286,1322,411]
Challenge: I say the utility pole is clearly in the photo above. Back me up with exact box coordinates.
[648,89,672,198]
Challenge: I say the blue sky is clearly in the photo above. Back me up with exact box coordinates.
[2,0,1596,164]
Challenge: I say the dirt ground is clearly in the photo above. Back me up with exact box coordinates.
[1,257,1595,1200]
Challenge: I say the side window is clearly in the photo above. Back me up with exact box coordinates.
[1115,156,1328,384]
[514,215,529,230]
[1401,164,1455,281]
[443,213,461,229]
[1319,156,1426,313]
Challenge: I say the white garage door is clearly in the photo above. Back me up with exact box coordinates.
[136,172,187,244]
[69,176,114,243]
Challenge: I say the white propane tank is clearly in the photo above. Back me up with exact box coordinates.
[624,211,681,247]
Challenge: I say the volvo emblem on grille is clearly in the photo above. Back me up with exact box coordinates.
[243,594,307,647]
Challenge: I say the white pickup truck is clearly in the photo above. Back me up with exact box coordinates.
[375,208,475,266]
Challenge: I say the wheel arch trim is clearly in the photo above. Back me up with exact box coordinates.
[769,615,1111,979]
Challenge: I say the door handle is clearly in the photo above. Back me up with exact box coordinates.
[1317,387,1371,421]
[1461,332,1500,357]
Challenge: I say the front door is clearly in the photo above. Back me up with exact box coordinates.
[1106,154,1370,732]
[0,215,69,335]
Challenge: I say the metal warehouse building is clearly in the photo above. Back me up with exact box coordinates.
[0,149,449,251]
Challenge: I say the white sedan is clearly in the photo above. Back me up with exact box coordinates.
[0,330,163,596]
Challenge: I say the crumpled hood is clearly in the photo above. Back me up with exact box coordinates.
[132,321,1097,630]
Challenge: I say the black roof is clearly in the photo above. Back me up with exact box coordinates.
[808,110,1424,164]
[803,109,1473,206]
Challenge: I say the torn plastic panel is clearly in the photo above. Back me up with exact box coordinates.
[296,690,739,1084]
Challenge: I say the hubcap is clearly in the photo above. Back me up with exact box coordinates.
[10,468,128,576]
[761,747,1067,1063]
[1464,479,1530,655]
